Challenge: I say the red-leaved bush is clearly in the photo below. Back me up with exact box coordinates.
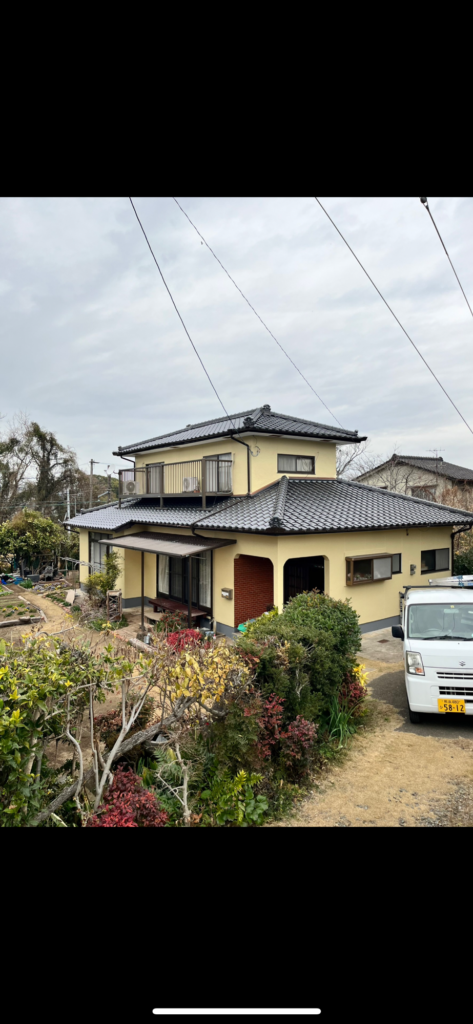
[339,674,366,713]
[87,766,169,828]
[279,716,318,779]
[257,693,285,758]
[166,629,203,650]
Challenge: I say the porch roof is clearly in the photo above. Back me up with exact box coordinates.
[97,530,236,558]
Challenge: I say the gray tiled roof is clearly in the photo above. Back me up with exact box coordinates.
[357,455,473,483]
[113,406,363,454]
[66,478,473,535]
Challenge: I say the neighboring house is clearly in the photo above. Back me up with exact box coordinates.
[65,406,473,635]
[355,455,473,502]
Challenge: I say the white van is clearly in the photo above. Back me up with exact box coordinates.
[392,579,473,723]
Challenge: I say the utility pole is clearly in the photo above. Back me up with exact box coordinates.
[89,460,99,507]
[107,465,112,502]
[66,487,70,521]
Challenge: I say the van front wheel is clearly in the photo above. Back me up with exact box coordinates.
[408,705,423,724]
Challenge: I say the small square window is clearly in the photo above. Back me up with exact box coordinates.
[392,554,402,574]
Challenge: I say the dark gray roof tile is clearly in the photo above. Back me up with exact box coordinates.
[113,406,362,454]
[66,479,473,534]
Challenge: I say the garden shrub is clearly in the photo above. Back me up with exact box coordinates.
[87,766,169,827]
[200,688,265,774]
[83,551,122,604]
[338,664,368,716]
[166,629,203,650]
[199,769,269,827]
[155,610,188,634]
[454,547,473,576]
[279,716,318,780]
[237,591,361,720]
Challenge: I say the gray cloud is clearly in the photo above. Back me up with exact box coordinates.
[1,196,472,476]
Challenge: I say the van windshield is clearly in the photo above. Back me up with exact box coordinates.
[408,603,473,640]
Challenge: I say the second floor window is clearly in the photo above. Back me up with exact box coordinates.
[204,454,232,493]
[411,486,437,501]
[278,454,315,474]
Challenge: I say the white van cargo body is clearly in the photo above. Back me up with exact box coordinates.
[393,581,473,724]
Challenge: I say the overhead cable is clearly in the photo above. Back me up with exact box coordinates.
[172,196,344,429]
[128,197,237,430]
[420,197,473,320]
[314,197,473,438]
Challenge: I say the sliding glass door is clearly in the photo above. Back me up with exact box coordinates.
[157,550,212,611]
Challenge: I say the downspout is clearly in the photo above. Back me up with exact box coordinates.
[117,453,135,509]
[232,436,251,496]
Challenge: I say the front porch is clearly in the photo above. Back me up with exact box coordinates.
[99,531,236,632]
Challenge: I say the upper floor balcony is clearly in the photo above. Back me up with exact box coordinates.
[118,457,233,509]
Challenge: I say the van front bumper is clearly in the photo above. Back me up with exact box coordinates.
[406,673,473,713]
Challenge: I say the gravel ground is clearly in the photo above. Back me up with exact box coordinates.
[270,633,473,828]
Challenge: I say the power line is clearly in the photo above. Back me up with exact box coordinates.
[172,196,344,429]
[314,197,473,439]
[128,197,237,430]
[420,197,473,320]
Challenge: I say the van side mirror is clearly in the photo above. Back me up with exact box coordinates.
[392,624,404,639]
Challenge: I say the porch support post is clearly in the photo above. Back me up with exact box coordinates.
[141,550,145,629]
[187,556,192,627]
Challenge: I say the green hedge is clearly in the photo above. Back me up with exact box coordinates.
[237,591,361,722]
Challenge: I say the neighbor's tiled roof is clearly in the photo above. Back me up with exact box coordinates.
[66,478,473,535]
[113,406,363,454]
[357,455,473,483]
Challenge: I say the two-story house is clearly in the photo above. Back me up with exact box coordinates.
[355,454,473,502]
[66,406,473,635]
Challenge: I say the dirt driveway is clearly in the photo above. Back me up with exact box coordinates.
[274,628,473,828]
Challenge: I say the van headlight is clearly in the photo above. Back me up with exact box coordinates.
[407,652,424,675]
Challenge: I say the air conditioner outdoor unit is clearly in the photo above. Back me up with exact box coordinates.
[125,480,137,494]
[182,476,200,493]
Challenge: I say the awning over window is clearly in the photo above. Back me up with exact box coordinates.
[98,531,236,559]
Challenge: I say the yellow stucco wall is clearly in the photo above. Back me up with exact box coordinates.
[202,525,453,628]
[79,529,89,585]
[80,522,453,628]
[134,435,336,495]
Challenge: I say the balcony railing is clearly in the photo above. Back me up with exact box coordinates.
[118,459,232,509]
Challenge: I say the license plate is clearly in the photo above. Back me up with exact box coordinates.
[438,698,466,713]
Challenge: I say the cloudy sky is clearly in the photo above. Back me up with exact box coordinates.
[1,196,472,479]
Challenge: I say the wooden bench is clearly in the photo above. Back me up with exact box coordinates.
[149,596,207,619]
